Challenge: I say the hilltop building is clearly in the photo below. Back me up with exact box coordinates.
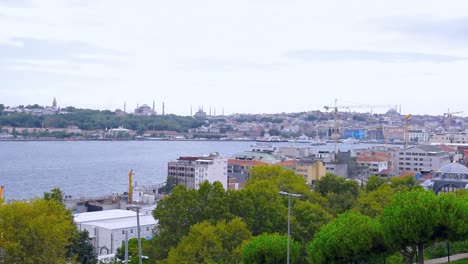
[295,158,327,186]
[134,104,154,116]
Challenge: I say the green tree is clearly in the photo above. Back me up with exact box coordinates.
[354,184,395,218]
[0,199,75,264]
[380,189,439,264]
[242,233,301,264]
[315,174,360,214]
[389,175,422,192]
[44,187,64,203]
[365,175,387,193]
[115,238,151,264]
[67,229,98,264]
[166,218,251,264]
[307,212,386,264]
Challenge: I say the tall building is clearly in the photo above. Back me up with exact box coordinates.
[394,145,451,174]
[168,153,228,190]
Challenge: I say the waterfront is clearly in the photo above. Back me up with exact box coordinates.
[0,141,380,200]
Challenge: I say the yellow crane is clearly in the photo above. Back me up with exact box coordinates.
[443,109,463,130]
[0,186,4,200]
[323,99,394,159]
[404,114,411,149]
[128,169,133,204]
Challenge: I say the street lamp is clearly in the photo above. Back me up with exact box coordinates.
[279,191,301,264]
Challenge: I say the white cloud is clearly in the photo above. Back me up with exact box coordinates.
[0,0,467,115]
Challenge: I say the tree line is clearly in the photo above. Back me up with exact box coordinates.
[0,107,204,133]
[117,165,467,264]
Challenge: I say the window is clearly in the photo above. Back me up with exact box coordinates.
[131,229,133,234]
[146,227,150,231]
[122,230,125,234]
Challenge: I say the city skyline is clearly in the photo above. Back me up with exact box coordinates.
[1,0,468,116]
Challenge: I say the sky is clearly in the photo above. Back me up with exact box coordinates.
[1,0,467,116]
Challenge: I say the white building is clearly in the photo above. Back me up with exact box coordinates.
[430,132,468,145]
[194,157,228,189]
[394,145,451,174]
[408,130,429,142]
[74,209,158,256]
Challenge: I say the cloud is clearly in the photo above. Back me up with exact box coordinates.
[378,16,468,45]
[286,49,468,63]
[0,37,125,74]
[189,58,281,71]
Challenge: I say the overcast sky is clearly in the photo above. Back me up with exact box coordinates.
[1,0,467,116]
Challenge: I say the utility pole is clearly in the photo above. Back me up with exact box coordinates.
[279,191,301,264]
[124,230,129,264]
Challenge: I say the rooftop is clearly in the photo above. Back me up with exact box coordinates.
[74,209,137,223]
[438,163,468,174]
[82,215,157,230]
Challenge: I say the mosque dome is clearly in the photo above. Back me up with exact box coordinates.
[438,163,468,174]
[385,108,399,116]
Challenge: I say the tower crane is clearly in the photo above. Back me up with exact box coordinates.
[323,99,395,159]
[443,109,463,130]
[0,186,4,201]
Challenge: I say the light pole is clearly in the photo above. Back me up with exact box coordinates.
[129,205,143,264]
[279,191,301,264]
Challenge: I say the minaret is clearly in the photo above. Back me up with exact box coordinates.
[152,100,155,115]
[124,101,126,113]
[214,108,216,116]
[162,102,165,115]
[209,106,212,116]
[190,105,193,116]
[52,97,57,108]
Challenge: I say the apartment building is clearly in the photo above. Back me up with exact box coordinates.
[394,145,451,174]
[168,153,228,190]
[295,158,326,186]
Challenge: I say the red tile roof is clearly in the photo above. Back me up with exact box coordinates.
[228,159,267,166]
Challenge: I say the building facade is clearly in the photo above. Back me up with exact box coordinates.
[394,145,451,174]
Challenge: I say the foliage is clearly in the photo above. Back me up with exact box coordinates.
[380,189,439,264]
[365,176,388,193]
[242,233,301,264]
[151,181,231,260]
[115,238,151,264]
[67,229,98,264]
[44,187,64,203]
[0,110,204,132]
[165,218,252,264]
[354,184,395,218]
[0,199,75,264]
[315,174,360,214]
[307,212,386,264]
[389,175,422,192]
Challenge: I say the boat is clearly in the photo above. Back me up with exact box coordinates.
[341,138,360,144]
[256,136,288,142]
[310,139,327,146]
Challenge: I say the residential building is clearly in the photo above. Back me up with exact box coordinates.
[227,159,267,190]
[295,159,326,186]
[356,152,389,175]
[168,153,228,190]
[408,129,429,142]
[394,145,451,174]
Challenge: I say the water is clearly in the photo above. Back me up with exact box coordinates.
[0,141,377,200]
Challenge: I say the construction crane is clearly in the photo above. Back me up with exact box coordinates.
[128,169,134,204]
[0,186,4,200]
[323,99,395,159]
[443,109,463,130]
[404,114,411,149]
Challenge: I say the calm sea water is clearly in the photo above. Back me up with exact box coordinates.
[0,140,376,200]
